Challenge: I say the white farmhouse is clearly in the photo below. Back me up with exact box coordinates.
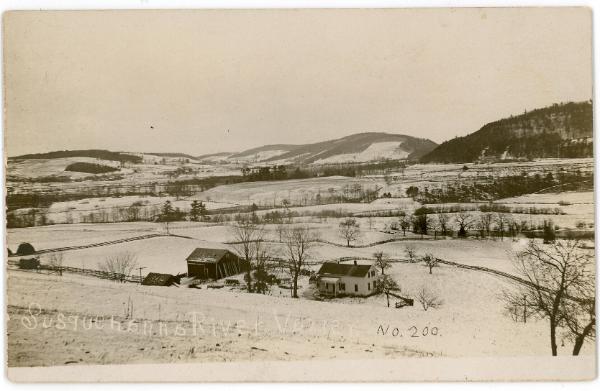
[315,260,379,297]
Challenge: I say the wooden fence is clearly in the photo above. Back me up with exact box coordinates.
[8,260,143,284]
[7,233,194,257]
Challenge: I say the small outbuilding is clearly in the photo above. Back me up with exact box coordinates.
[142,273,178,287]
[186,248,243,280]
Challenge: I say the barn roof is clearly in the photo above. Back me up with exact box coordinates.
[186,248,232,263]
[317,262,372,278]
[142,273,176,286]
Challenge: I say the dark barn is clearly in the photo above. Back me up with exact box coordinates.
[186,248,243,280]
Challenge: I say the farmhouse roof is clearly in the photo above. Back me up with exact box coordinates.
[317,262,372,278]
[186,248,231,263]
[142,273,176,286]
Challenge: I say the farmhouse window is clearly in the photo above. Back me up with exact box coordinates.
[325,283,329,289]
[354,284,358,292]
[368,282,371,291]
[340,283,345,290]
[373,280,377,289]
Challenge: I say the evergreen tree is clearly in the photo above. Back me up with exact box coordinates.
[190,200,206,221]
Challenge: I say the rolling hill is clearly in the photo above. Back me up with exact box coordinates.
[421,101,593,163]
[204,132,438,164]
[9,149,142,163]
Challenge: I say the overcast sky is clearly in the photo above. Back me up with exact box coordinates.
[4,8,592,157]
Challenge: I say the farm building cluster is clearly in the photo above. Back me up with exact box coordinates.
[9,241,383,298]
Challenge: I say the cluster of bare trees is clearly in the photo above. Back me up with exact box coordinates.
[372,250,443,310]
[503,240,595,356]
[231,220,316,298]
[231,218,267,294]
[97,251,139,282]
[393,208,559,242]
[416,287,444,311]
[45,252,64,276]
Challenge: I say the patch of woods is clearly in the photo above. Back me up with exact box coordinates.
[64,162,120,174]
[420,101,593,163]
[382,206,589,242]
[10,149,143,164]
[407,170,592,204]
[239,160,407,182]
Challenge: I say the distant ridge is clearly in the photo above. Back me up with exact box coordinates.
[200,132,438,164]
[9,149,142,163]
[421,101,593,163]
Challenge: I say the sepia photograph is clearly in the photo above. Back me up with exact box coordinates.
[1,5,596,382]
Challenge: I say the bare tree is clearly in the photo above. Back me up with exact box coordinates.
[98,251,138,282]
[252,237,272,294]
[480,213,494,239]
[416,286,443,311]
[231,219,265,293]
[373,251,391,275]
[276,223,286,242]
[281,225,315,298]
[379,274,401,307]
[436,212,449,236]
[495,213,509,241]
[429,218,440,239]
[422,253,439,274]
[405,245,418,262]
[399,215,411,236]
[455,211,472,238]
[503,240,594,356]
[562,285,596,356]
[46,252,64,276]
[338,217,361,247]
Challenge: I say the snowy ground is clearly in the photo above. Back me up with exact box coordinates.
[5,157,595,368]
[7,261,594,367]
[5,219,587,276]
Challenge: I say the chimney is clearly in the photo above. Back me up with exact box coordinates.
[353,260,357,265]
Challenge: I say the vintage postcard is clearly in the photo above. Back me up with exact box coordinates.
[2,7,596,382]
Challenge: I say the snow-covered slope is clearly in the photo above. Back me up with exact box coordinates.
[197,132,437,164]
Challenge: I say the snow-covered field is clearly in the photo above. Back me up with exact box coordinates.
[6,254,594,367]
[41,196,240,225]
[5,216,589,276]
[199,176,384,206]
[6,223,161,253]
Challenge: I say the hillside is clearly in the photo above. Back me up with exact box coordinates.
[9,149,142,164]
[205,132,437,164]
[421,101,593,163]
